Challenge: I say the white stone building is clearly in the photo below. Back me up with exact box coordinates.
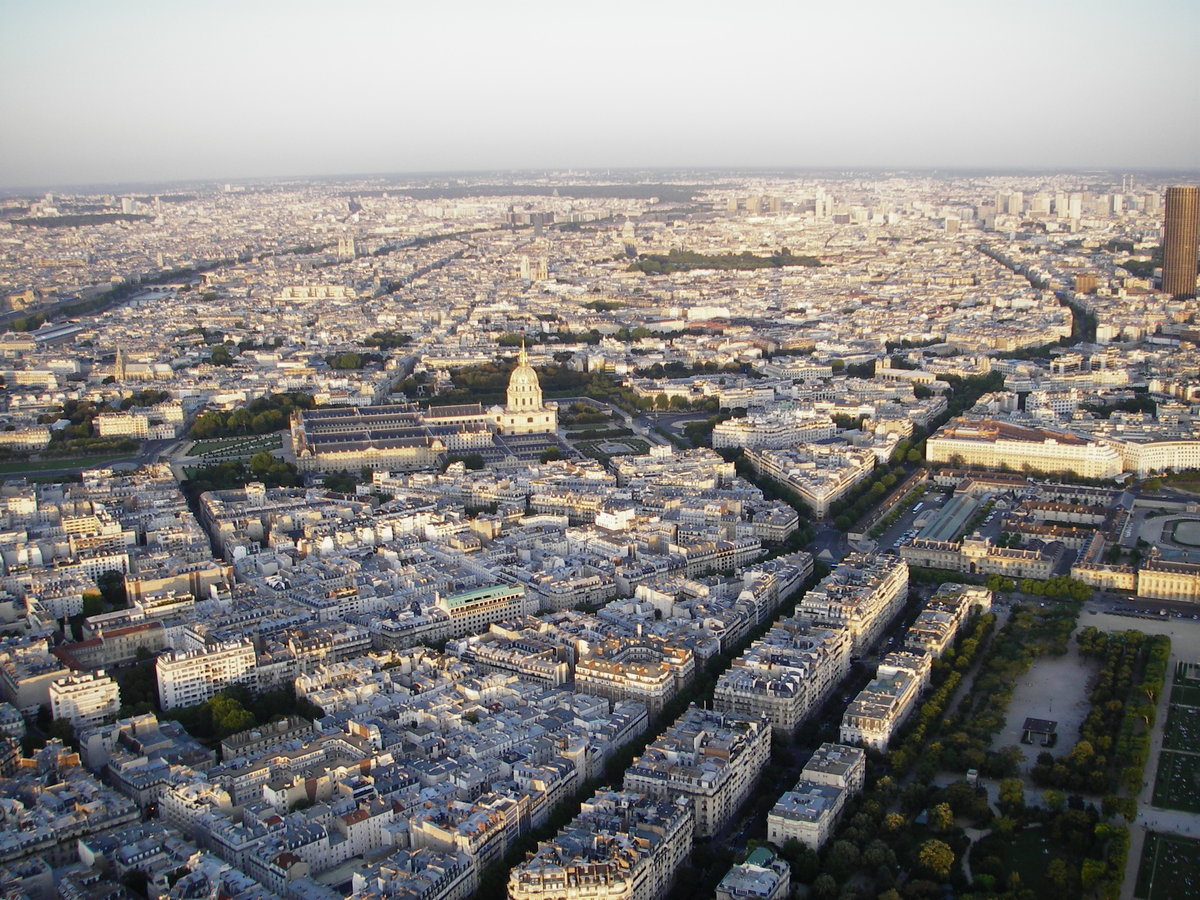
[155,640,257,710]
[49,671,120,729]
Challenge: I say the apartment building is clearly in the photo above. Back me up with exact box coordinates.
[713,618,851,735]
[840,654,928,751]
[904,583,992,657]
[715,847,791,900]
[624,707,770,837]
[155,640,257,710]
[711,409,837,450]
[508,790,693,900]
[796,552,909,655]
[435,583,537,638]
[766,743,865,851]
[744,444,876,518]
[49,671,120,729]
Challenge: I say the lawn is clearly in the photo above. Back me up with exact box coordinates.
[999,826,1055,895]
[1174,660,1200,688]
[1151,751,1200,813]
[1164,472,1200,494]
[0,454,134,474]
[188,434,282,458]
[1134,832,1200,899]
[974,825,1068,895]
[1162,704,1200,753]
[1170,683,1200,707]
[572,438,650,461]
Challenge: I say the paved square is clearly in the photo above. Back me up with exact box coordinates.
[994,640,1096,768]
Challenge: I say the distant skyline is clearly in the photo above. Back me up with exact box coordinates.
[2,0,1198,190]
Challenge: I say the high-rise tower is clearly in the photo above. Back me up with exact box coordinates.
[1162,186,1200,298]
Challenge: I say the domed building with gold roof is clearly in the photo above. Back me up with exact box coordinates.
[489,342,558,434]
[291,344,561,472]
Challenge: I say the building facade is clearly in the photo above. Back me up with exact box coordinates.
[623,707,770,837]
[155,640,257,710]
[507,790,693,900]
[926,418,1122,480]
[49,671,120,729]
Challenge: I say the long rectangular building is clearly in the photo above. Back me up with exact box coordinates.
[155,640,257,711]
[713,618,851,735]
[796,552,909,656]
[624,707,770,837]
[290,403,494,473]
[925,417,1122,479]
[507,790,693,900]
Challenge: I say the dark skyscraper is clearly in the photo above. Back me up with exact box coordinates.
[1162,186,1200,298]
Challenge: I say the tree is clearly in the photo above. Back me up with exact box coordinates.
[811,874,837,899]
[364,330,412,350]
[917,839,955,880]
[863,841,891,871]
[930,801,954,831]
[1080,858,1106,891]
[47,717,76,749]
[778,837,803,863]
[81,590,104,618]
[825,840,860,880]
[1046,858,1071,892]
[326,352,365,370]
[998,777,1026,814]
[445,453,485,471]
[208,693,255,738]
[97,570,127,608]
[792,846,820,882]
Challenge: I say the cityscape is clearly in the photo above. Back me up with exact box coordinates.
[1,5,1199,900]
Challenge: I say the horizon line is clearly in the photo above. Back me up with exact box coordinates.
[5,164,1200,197]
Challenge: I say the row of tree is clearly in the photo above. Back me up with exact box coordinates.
[830,463,908,531]
[182,452,299,500]
[189,392,315,439]
[769,609,1008,898]
[628,247,822,274]
[1031,629,1167,794]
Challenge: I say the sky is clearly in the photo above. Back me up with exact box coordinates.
[1,0,1198,189]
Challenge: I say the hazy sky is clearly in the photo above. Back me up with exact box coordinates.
[2,0,1197,188]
